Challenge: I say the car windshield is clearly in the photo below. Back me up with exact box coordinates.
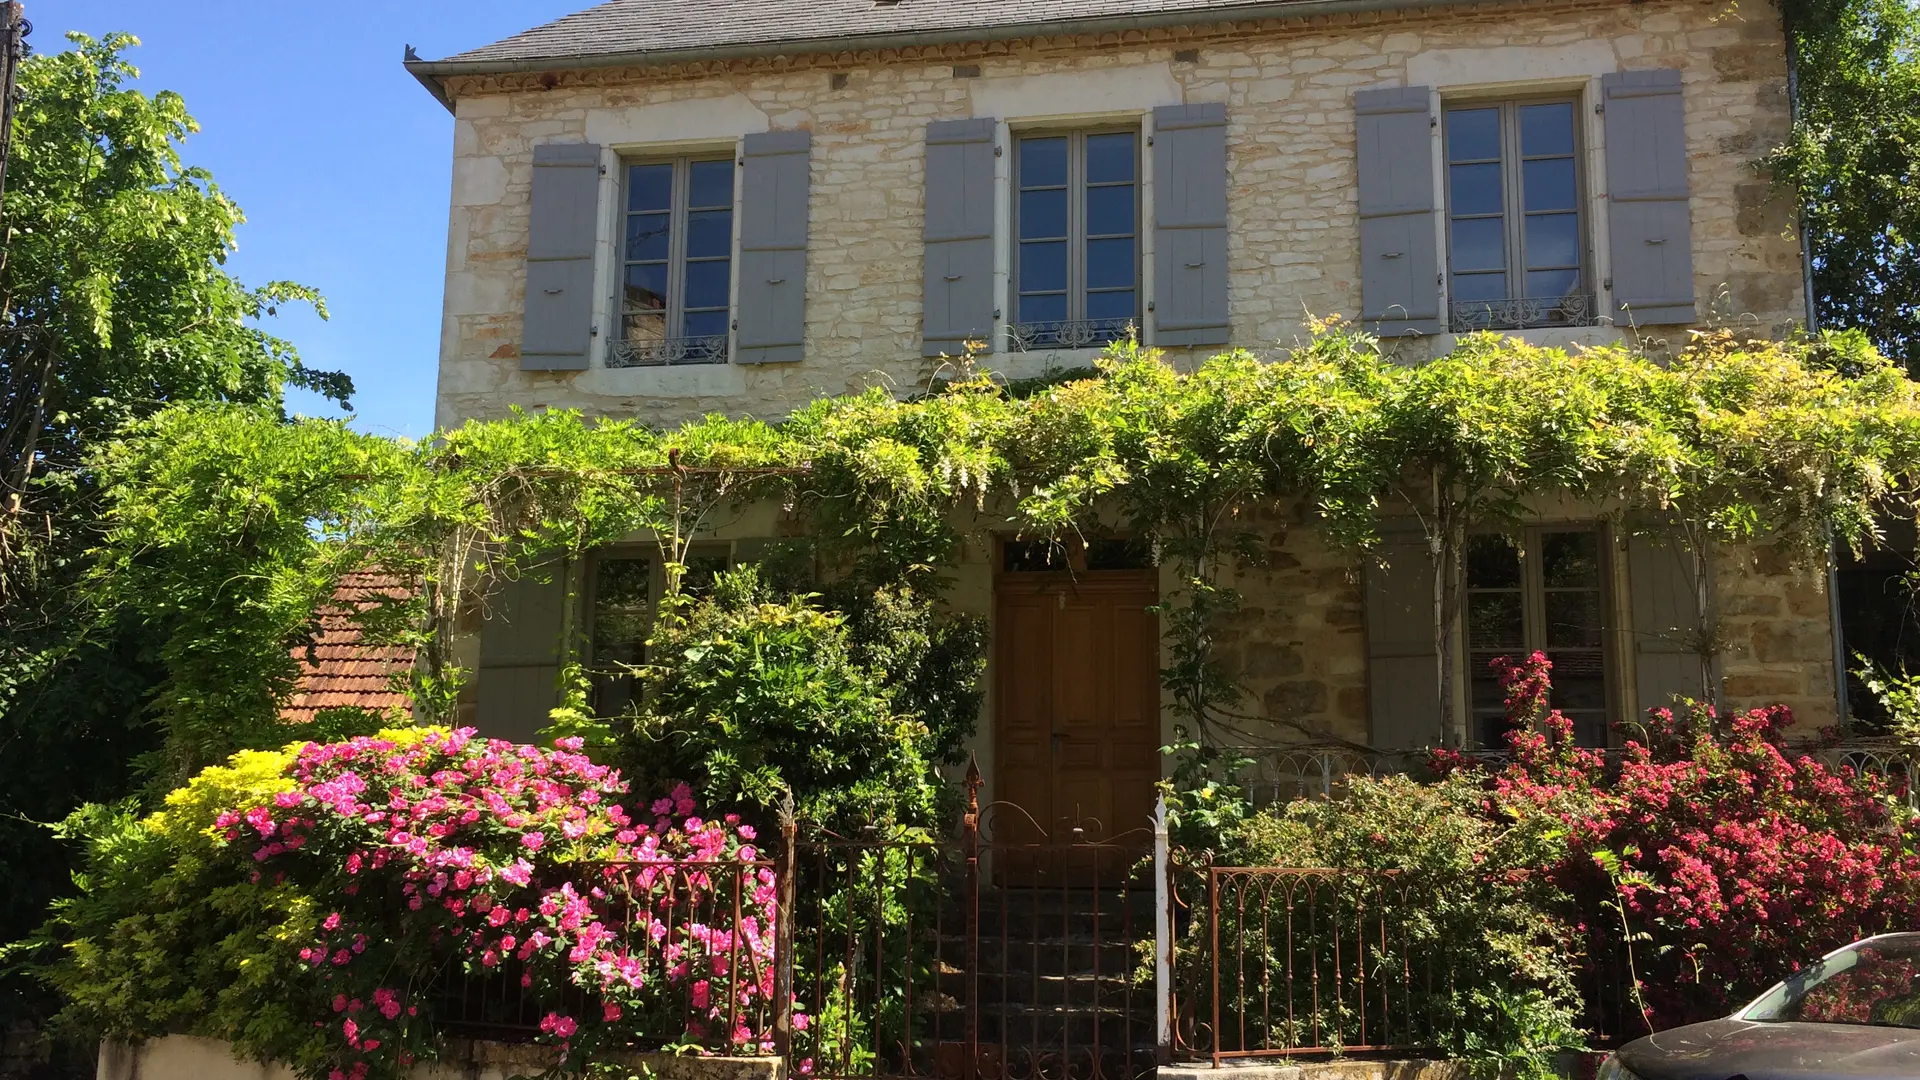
[1745,938,1920,1029]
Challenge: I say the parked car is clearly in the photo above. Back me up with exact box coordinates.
[1599,933,1920,1079]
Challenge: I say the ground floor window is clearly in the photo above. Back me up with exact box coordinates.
[586,548,731,715]
[1465,526,1611,748]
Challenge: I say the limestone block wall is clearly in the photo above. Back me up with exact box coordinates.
[1717,542,1841,726]
[432,0,1801,431]
[1207,507,1373,749]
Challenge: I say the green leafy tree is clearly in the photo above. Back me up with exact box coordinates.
[0,33,348,1056]
[623,568,949,829]
[1774,0,1920,369]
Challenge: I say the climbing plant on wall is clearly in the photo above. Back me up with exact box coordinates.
[86,323,1920,784]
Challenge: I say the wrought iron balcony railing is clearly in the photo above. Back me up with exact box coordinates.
[607,333,730,368]
[1006,317,1135,352]
[1448,293,1598,333]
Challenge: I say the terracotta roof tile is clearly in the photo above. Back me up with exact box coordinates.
[282,572,418,724]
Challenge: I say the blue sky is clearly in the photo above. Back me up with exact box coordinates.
[56,1,589,440]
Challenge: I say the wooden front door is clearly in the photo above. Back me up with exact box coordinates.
[993,554,1161,860]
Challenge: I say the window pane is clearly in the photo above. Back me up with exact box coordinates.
[1548,652,1607,708]
[624,264,668,310]
[1086,185,1135,236]
[1451,272,1509,303]
[1527,268,1581,300]
[1468,536,1522,588]
[1085,132,1137,183]
[1019,136,1068,188]
[684,260,730,311]
[628,164,672,212]
[1520,103,1575,157]
[1449,163,1504,217]
[1471,665,1509,712]
[596,557,652,611]
[686,209,733,258]
[688,159,734,208]
[1450,217,1507,272]
[626,213,670,261]
[683,309,729,338]
[1525,213,1580,269]
[1086,237,1135,289]
[1018,292,1068,324]
[1086,290,1137,322]
[1545,593,1602,648]
[623,311,666,344]
[1542,531,1600,586]
[1020,188,1068,240]
[1447,108,1501,162]
[1019,241,1068,292]
[1468,592,1525,650]
[1523,158,1578,212]
[1475,709,1518,752]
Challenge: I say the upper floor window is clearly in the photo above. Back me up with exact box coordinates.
[612,156,735,368]
[1443,100,1593,333]
[1466,527,1611,750]
[1011,129,1140,351]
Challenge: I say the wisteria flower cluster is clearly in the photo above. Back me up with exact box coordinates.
[1469,652,1920,1030]
[210,727,781,1079]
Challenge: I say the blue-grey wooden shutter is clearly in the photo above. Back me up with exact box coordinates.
[1152,103,1230,347]
[475,563,568,744]
[1604,70,1696,326]
[1626,515,1710,717]
[1355,87,1441,337]
[737,130,812,364]
[522,142,602,371]
[923,119,997,357]
[1366,519,1443,749]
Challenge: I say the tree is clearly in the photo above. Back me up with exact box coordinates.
[1774,0,1920,370]
[0,32,348,1067]
[0,33,347,547]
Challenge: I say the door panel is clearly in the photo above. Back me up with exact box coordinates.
[993,571,1160,882]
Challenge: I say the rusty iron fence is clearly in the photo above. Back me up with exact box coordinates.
[785,770,1164,1080]
[435,857,780,1051]
[1166,864,1644,1063]
[429,778,1171,1079]
[1171,868,1441,1061]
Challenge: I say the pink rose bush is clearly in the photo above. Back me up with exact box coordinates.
[205,728,780,1078]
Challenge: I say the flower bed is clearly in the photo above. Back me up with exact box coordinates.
[44,728,783,1080]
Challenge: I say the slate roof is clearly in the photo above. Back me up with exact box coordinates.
[282,572,417,724]
[418,0,1457,71]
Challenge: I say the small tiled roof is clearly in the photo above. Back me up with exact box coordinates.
[282,572,417,724]
[412,0,1462,73]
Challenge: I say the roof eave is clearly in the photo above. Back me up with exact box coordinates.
[404,0,1466,113]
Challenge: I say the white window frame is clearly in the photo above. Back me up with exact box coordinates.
[1416,69,1618,349]
[1461,523,1617,750]
[606,152,741,368]
[988,111,1160,370]
[1007,125,1145,352]
[1439,93,1595,334]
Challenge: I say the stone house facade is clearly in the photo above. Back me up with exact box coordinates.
[409,0,1838,835]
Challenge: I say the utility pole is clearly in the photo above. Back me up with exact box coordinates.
[0,3,27,220]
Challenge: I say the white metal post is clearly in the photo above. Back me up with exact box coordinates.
[1153,793,1172,1061]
